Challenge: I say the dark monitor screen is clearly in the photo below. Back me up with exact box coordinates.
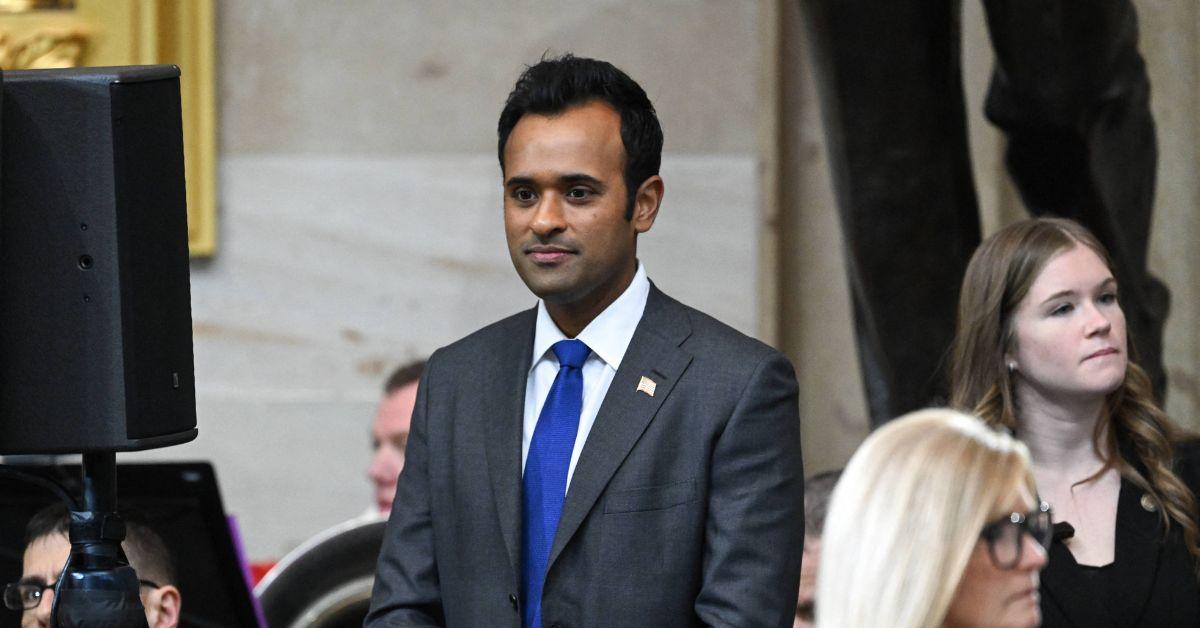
[0,462,260,627]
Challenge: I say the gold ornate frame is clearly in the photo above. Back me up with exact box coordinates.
[1,0,217,256]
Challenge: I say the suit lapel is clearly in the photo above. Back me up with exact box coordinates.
[484,307,537,576]
[1110,478,1163,625]
[547,286,694,569]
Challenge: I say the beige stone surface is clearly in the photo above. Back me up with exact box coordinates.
[1137,0,1200,427]
[130,1,767,561]
[217,0,759,155]
[119,0,1200,562]
[127,151,759,560]
[777,0,869,476]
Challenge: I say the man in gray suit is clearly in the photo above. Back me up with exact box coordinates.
[366,54,804,628]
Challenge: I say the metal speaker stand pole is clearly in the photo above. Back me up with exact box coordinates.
[51,451,148,627]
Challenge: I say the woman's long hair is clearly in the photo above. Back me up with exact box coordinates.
[817,409,1036,628]
[949,217,1200,564]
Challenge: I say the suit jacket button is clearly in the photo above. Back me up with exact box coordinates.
[508,593,518,612]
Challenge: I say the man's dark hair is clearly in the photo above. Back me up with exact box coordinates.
[497,53,664,219]
[384,359,426,396]
[804,469,842,538]
[25,502,177,586]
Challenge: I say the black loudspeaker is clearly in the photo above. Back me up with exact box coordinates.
[0,65,197,453]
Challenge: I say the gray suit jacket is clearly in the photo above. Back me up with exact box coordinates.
[365,285,804,627]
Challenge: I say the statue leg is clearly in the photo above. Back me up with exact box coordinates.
[983,0,1169,400]
[801,0,981,425]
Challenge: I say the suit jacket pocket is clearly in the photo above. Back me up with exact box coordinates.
[604,479,697,513]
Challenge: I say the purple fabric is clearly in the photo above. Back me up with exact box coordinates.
[227,515,268,628]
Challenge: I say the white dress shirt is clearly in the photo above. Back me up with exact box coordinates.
[521,263,650,488]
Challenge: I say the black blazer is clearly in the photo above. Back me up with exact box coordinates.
[1040,440,1200,627]
[365,285,805,627]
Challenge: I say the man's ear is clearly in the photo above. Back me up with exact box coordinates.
[631,175,663,234]
[145,585,181,628]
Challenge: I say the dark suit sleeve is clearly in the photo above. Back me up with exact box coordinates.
[365,359,445,627]
[695,350,805,627]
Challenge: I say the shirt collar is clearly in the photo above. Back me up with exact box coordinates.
[531,262,650,370]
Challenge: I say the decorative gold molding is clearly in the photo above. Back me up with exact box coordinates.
[0,0,217,256]
[0,27,86,67]
[0,0,74,13]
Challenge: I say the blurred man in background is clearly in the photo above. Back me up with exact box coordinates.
[367,360,425,515]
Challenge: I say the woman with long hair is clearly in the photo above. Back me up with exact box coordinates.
[817,408,1049,628]
[951,217,1200,625]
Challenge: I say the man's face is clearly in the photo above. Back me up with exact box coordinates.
[17,534,67,628]
[503,100,656,313]
[368,381,418,514]
[19,533,179,628]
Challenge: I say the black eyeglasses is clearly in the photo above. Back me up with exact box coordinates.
[3,577,160,611]
[979,501,1053,570]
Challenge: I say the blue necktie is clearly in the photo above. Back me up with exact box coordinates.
[522,339,590,628]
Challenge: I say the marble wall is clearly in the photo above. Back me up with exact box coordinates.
[120,0,1200,563]
[124,1,767,561]
[1138,2,1200,424]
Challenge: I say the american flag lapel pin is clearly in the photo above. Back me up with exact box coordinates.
[636,376,657,397]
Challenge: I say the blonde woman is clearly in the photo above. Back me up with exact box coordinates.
[951,217,1200,626]
[817,409,1049,628]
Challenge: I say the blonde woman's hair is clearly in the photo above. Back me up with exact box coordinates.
[949,217,1200,565]
[816,409,1035,628]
